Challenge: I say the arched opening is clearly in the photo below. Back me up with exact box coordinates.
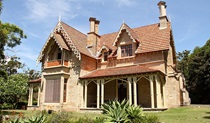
[87,81,97,107]
[104,79,117,103]
[137,77,151,108]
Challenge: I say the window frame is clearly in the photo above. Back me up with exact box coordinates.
[121,44,132,57]
[103,52,109,62]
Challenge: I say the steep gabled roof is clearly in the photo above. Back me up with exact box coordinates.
[80,65,162,79]
[134,23,171,53]
[99,22,171,56]
[53,33,69,50]
[37,33,70,63]
[59,22,92,57]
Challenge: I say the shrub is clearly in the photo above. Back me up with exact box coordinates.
[102,99,130,123]
[145,115,160,123]
[102,100,160,123]
[71,116,94,123]
[1,103,13,109]
[25,114,46,123]
[8,113,46,123]
[93,116,107,123]
[126,105,144,122]
[15,102,27,109]
[45,111,72,123]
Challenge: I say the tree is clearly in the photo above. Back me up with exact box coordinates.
[0,0,28,109]
[0,0,26,61]
[187,39,210,104]
[0,74,28,108]
[0,0,26,78]
[24,68,41,80]
[178,39,210,104]
[177,50,190,85]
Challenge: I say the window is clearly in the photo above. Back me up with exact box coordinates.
[121,44,132,57]
[103,52,109,61]
[45,79,61,103]
[63,79,67,102]
[57,50,62,59]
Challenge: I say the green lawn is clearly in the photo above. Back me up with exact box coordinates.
[1,106,210,123]
[147,106,210,123]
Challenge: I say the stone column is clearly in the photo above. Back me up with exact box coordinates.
[133,77,137,106]
[155,75,162,108]
[37,84,41,106]
[161,76,166,108]
[97,80,100,108]
[30,85,34,106]
[84,81,88,108]
[101,79,104,105]
[128,77,132,105]
[81,81,84,108]
[149,75,155,108]
[28,85,32,106]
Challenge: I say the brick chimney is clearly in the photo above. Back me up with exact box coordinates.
[157,1,168,29]
[87,17,100,56]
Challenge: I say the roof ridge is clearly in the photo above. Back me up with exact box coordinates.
[100,22,170,36]
[60,21,87,36]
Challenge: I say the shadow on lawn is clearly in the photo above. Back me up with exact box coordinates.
[203,116,210,119]
[206,112,210,114]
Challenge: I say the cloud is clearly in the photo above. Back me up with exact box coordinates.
[25,0,79,22]
[115,0,136,7]
[16,44,39,62]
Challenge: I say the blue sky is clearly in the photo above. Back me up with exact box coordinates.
[1,0,210,71]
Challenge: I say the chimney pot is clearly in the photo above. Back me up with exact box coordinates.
[157,1,168,29]
[87,17,100,56]
[89,17,96,32]
[157,1,167,17]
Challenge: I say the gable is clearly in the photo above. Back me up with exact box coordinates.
[113,23,139,46]
[37,33,69,63]
[58,22,93,58]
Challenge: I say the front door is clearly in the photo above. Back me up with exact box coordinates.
[118,80,127,102]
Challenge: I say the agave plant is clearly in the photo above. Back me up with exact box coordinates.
[25,114,46,123]
[101,99,130,123]
[126,105,145,122]
[126,105,144,119]
[8,118,24,123]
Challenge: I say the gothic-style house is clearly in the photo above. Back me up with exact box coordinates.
[28,1,190,111]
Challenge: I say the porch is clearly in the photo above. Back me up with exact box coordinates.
[27,79,41,110]
[80,65,167,110]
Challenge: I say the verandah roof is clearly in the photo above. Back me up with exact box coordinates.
[80,65,164,79]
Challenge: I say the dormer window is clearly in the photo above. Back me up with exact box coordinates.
[121,44,132,57]
[103,52,109,61]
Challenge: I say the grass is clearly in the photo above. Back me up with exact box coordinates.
[1,106,210,123]
[147,106,210,123]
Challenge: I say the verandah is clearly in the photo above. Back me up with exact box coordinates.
[81,74,166,109]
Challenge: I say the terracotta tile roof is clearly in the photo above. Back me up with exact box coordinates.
[122,23,139,42]
[60,22,92,57]
[53,33,69,50]
[28,78,41,83]
[100,23,171,56]
[80,65,161,79]
[134,23,171,53]
[54,22,171,58]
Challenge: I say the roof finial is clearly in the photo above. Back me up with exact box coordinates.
[59,15,61,22]
[123,19,125,24]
